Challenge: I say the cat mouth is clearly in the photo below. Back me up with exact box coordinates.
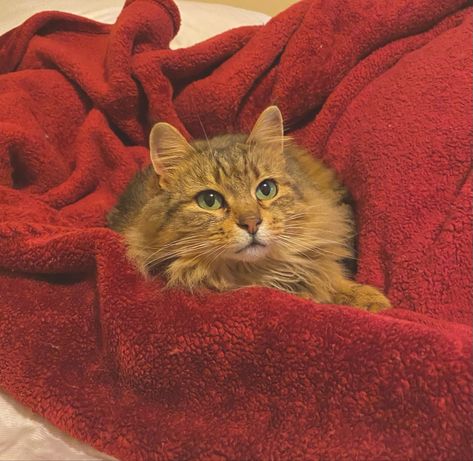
[236,240,267,254]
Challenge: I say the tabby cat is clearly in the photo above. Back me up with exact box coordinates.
[107,106,390,311]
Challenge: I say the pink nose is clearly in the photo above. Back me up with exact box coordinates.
[238,216,262,235]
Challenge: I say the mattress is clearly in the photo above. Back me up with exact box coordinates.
[0,2,269,459]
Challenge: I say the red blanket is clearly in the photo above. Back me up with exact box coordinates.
[0,0,471,459]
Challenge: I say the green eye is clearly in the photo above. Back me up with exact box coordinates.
[196,190,224,210]
[256,179,277,200]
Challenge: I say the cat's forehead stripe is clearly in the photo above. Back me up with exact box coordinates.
[213,154,232,178]
[189,137,286,195]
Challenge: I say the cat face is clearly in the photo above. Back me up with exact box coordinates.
[139,107,314,273]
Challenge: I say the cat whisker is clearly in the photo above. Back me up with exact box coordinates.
[144,244,209,268]
[282,232,353,248]
[197,113,212,153]
[276,235,353,260]
[283,229,355,242]
[204,244,230,266]
[143,237,213,261]
[276,236,313,250]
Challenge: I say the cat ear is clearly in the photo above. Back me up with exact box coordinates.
[149,122,194,178]
[247,105,284,154]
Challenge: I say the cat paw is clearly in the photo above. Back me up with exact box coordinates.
[332,282,391,312]
[350,284,391,312]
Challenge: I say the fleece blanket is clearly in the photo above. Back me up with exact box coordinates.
[0,0,471,459]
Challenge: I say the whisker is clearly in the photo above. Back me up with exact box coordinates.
[197,113,212,153]
[276,235,354,260]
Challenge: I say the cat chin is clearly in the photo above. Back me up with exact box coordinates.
[229,243,270,262]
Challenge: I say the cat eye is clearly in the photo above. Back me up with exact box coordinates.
[256,179,277,200]
[196,190,224,210]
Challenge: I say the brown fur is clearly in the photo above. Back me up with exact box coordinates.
[107,107,390,311]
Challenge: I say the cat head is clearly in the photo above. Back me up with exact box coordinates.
[131,106,337,284]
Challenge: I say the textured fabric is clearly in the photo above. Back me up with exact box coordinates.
[0,0,471,460]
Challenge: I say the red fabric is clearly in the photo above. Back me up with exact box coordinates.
[0,0,471,459]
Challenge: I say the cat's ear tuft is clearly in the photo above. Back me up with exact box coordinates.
[149,122,193,179]
[247,106,284,154]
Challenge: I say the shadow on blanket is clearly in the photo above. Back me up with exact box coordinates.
[0,0,471,459]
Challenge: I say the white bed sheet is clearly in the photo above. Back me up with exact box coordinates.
[0,2,269,460]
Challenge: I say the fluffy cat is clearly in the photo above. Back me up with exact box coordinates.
[107,106,390,311]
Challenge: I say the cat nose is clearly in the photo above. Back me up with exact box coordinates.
[237,216,262,235]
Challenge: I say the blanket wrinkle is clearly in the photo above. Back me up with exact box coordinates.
[0,0,471,460]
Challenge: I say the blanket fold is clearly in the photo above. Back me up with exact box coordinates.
[0,0,471,460]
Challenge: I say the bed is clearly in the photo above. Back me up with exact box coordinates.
[0,3,269,459]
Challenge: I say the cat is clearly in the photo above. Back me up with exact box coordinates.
[107,106,390,311]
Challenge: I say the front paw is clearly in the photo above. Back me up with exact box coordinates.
[333,282,391,312]
[350,284,391,312]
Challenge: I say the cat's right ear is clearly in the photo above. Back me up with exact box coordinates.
[149,122,194,185]
[247,106,284,155]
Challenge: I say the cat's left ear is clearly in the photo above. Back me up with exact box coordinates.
[149,122,194,184]
[247,105,284,155]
